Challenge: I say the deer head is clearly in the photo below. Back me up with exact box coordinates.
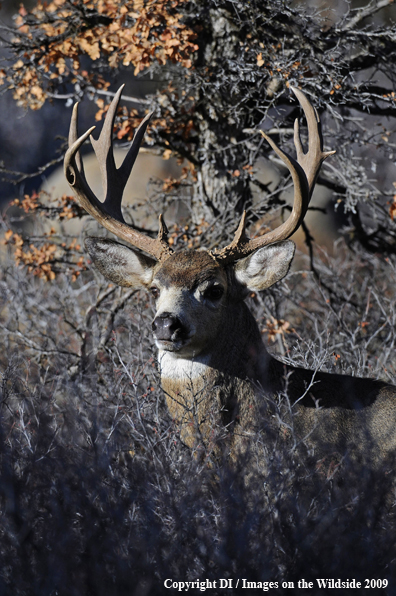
[64,86,334,363]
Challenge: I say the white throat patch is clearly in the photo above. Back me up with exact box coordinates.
[158,350,211,380]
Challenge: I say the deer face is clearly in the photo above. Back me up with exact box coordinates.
[85,238,295,358]
[149,251,228,357]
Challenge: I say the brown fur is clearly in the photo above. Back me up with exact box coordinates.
[154,253,396,466]
[155,250,221,289]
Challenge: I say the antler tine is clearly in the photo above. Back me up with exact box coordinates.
[65,110,100,212]
[89,85,124,220]
[64,86,173,261]
[291,86,336,195]
[89,84,154,221]
[68,101,85,178]
[211,87,335,264]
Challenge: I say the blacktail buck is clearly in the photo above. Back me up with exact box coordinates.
[64,85,396,465]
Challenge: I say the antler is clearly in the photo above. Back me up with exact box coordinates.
[211,87,335,263]
[64,85,173,261]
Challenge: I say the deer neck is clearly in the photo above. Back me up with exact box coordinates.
[157,300,272,451]
[158,300,269,383]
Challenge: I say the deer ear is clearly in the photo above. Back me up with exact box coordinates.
[234,240,295,291]
[85,237,157,288]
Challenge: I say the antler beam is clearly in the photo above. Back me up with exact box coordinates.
[64,85,173,261]
[211,87,335,263]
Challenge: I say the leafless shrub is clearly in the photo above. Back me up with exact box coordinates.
[1,209,396,593]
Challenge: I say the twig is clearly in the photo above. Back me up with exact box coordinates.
[341,0,395,31]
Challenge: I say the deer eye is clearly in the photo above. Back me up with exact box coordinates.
[150,286,160,299]
[203,285,224,301]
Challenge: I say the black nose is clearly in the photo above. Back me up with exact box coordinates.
[152,312,186,341]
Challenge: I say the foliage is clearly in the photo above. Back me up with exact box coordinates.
[2,0,396,276]
[7,0,198,109]
[2,0,396,592]
[2,192,86,281]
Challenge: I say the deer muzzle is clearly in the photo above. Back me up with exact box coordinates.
[152,312,189,351]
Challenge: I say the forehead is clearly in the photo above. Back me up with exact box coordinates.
[154,250,224,289]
